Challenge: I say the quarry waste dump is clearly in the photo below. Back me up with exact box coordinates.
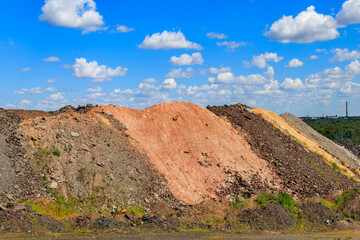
[1,102,360,234]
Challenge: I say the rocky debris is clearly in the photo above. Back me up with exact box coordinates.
[237,203,295,230]
[281,113,360,169]
[0,108,44,203]
[20,110,178,208]
[207,104,359,199]
[49,104,98,115]
[301,202,341,226]
[0,204,63,233]
[338,141,360,159]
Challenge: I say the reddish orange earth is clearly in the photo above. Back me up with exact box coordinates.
[91,102,280,204]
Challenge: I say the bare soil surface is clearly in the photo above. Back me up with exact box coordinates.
[95,102,281,204]
[207,104,359,199]
[281,113,360,170]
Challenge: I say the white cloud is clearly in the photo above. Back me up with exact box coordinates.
[19,100,32,106]
[5,103,16,108]
[61,64,72,69]
[336,0,360,25]
[116,25,134,33]
[186,84,218,95]
[142,78,157,84]
[169,52,203,65]
[86,86,102,93]
[161,78,177,90]
[39,0,105,34]
[306,66,353,89]
[72,58,128,82]
[20,68,32,72]
[46,79,57,83]
[245,52,283,68]
[345,59,360,74]
[310,55,320,60]
[14,87,56,94]
[49,92,65,101]
[330,48,360,62]
[166,67,196,79]
[237,74,267,85]
[340,81,360,95]
[200,67,231,75]
[264,6,339,43]
[253,80,283,96]
[138,31,203,50]
[44,56,60,62]
[208,72,235,84]
[206,32,227,39]
[281,78,305,91]
[216,41,247,51]
[263,66,275,79]
[286,58,304,68]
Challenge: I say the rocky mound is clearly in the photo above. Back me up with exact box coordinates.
[281,113,360,170]
[0,108,44,202]
[207,104,359,199]
[254,108,357,179]
[94,102,281,204]
[19,110,176,209]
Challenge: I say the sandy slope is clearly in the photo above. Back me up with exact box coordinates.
[94,102,280,204]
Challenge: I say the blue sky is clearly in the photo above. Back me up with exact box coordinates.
[1,0,360,116]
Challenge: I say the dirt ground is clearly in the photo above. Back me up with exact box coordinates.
[95,102,281,204]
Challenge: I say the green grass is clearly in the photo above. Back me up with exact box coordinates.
[52,148,61,156]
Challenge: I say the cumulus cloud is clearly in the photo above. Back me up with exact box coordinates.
[14,87,56,94]
[336,0,360,25]
[310,55,320,60]
[116,25,134,33]
[169,52,203,65]
[306,66,353,89]
[46,79,57,83]
[72,58,128,82]
[166,67,196,79]
[86,86,102,93]
[281,78,305,91]
[44,56,60,62]
[244,52,283,68]
[200,67,231,75]
[39,0,105,34]
[340,81,360,95]
[49,92,65,101]
[206,32,227,39]
[264,6,339,43]
[139,31,203,50]
[286,58,304,68]
[208,72,235,84]
[330,48,360,62]
[19,100,32,106]
[216,41,247,51]
[253,80,283,96]
[20,68,32,72]
[237,74,268,85]
[345,59,360,74]
[161,78,177,90]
